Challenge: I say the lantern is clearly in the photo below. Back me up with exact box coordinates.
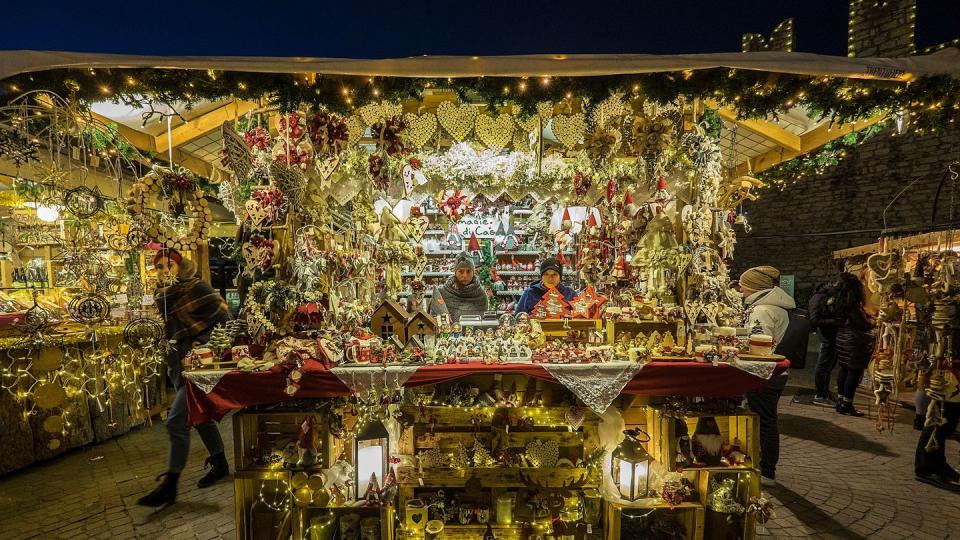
[354,419,390,500]
[611,429,653,501]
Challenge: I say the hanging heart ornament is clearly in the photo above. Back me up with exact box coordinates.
[407,215,430,242]
[403,113,438,149]
[437,101,478,142]
[315,154,341,190]
[565,406,586,431]
[358,102,403,126]
[474,112,515,153]
[551,113,585,150]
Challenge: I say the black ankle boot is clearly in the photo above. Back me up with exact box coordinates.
[837,401,864,417]
[197,452,230,488]
[137,472,179,507]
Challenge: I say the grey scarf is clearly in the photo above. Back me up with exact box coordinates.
[432,276,488,323]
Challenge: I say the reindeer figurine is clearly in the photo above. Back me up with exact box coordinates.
[520,471,589,540]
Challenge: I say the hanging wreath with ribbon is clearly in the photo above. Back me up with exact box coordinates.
[126,166,212,252]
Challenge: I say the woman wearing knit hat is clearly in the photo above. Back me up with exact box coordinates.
[739,265,795,488]
[514,257,578,314]
[137,249,232,508]
[430,252,489,324]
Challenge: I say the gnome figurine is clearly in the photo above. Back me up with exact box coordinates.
[691,417,724,466]
[674,418,694,469]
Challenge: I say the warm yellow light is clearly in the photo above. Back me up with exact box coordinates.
[519,82,527,91]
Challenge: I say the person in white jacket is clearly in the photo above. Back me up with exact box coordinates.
[739,265,795,487]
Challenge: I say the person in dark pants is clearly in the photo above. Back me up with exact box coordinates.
[137,249,232,507]
[739,266,795,487]
[809,279,839,406]
[915,399,960,491]
[833,273,875,417]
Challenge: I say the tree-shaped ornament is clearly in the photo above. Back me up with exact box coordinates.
[531,288,570,319]
[568,285,607,319]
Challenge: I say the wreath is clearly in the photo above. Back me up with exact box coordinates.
[126,166,212,251]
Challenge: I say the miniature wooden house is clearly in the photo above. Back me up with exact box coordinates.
[371,299,410,343]
[405,310,437,348]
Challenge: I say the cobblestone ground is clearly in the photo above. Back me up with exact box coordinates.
[1,387,958,539]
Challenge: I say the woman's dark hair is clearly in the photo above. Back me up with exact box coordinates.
[833,272,866,318]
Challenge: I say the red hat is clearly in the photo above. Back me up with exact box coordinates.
[153,249,182,266]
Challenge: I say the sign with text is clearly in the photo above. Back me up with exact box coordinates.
[456,213,510,238]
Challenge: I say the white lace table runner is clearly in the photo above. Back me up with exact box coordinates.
[541,361,644,414]
[183,369,232,394]
[729,360,778,380]
[331,365,421,394]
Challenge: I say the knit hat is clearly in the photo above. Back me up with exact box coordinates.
[153,249,182,266]
[454,252,475,273]
[739,265,780,292]
[540,257,563,277]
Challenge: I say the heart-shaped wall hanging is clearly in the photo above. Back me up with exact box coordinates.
[358,102,403,126]
[403,112,438,149]
[551,113,585,150]
[536,101,555,121]
[437,101,478,142]
[413,258,427,279]
[475,112,515,153]
[590,94,625,130]
[565,406,586,431]
[525,439,559,468]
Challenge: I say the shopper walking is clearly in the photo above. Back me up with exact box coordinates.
[833,273,875,417]
[809,278,840,406]
[739,265,795,487]
[137,249,232,507]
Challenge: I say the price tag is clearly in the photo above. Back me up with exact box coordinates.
[113,293,128,304]
[141,294,155,306]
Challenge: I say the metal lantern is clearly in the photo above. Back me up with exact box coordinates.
[611,429,653,501]
[354,419,390,500]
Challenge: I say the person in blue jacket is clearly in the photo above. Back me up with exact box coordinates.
[514,258,578,314]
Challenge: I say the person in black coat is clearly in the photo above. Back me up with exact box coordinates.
[833,273,875,417]
[809,278,840,406]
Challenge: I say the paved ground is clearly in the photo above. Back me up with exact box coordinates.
[1,378,958,539]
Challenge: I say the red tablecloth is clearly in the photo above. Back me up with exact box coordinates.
[186,359,789,425]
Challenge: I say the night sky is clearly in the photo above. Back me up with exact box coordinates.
[0,0,958,58]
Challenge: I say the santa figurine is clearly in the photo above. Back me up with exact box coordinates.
[691,417,724,466]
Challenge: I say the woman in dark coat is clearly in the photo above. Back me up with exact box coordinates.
[833,272,875,417]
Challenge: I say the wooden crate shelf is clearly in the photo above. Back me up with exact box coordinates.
[396,466,597,488]
[645,406,760,472]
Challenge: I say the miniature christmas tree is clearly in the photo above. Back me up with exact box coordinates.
[208,323,232,359]
[451,442,469,470]
[471,440,497,468]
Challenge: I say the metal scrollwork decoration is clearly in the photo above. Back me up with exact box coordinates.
[15,290,54,337]
[67,293,111,325]
[123,318,164,349]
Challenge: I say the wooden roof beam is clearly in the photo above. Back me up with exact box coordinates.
[734,113,888,176]
[155,99,258,153]
[716,106,802,152]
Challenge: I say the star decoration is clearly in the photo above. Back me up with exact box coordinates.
[32,161,73,190]
[569,285,607,318]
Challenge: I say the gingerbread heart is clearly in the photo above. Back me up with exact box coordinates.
[314,154,341,190]
[346,115,365,147]
[437,101,477,142]
[475,112,515,153]
[525,439,559,468]
[551,113,585,150]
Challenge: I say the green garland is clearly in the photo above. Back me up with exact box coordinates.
[759,119,890,190]
[2,66,959,130]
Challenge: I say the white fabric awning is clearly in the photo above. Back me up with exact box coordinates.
[1,48,959,81]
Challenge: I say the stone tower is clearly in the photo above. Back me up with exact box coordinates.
[847,0,916,57]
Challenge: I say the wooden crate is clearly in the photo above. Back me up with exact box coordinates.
[645,407,760,472]
[292,506,393,540]
[605,500,704,540]
[233,469,292,540]
[232,410,330,472]
[696,470,759,540]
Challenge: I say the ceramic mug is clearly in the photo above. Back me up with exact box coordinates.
[476,506,490,524]
[458,505,474,524]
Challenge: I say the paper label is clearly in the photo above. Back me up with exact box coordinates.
[141,294,155,306]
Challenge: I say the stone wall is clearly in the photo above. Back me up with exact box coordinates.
[733,125,960,306]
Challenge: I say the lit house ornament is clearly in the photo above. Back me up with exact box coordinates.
[355,419,390,500]
[611,429,653,501]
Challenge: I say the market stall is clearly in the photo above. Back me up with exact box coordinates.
[1,48,958,539]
